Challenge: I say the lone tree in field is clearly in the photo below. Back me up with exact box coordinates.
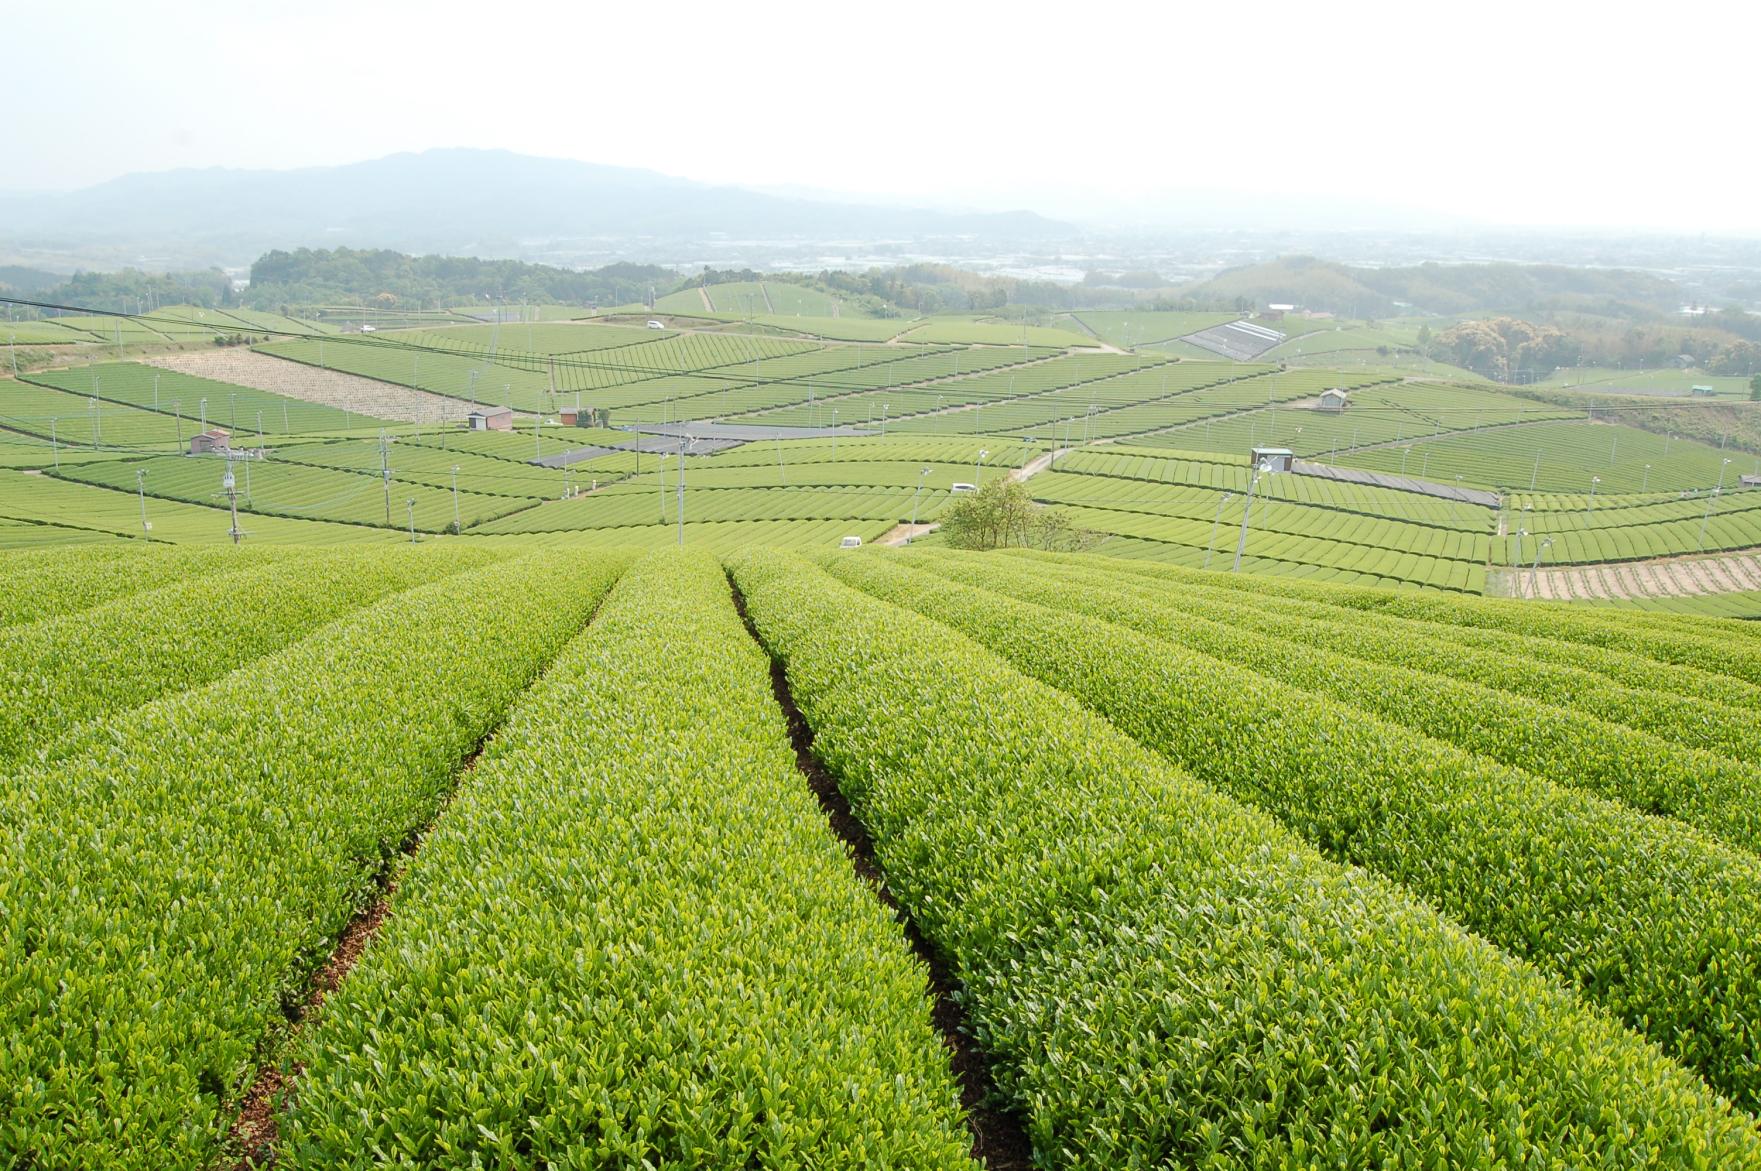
[941,477,1090,551]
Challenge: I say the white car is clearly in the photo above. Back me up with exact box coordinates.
[949,482,976,494]
[646,319,665,330]
[839,535,862,548]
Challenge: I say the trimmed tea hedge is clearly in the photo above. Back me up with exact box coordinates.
[825,550,1761,1109]
[278,550,977,1168]
[0,550,630,1169]
[733,550,1761,1168]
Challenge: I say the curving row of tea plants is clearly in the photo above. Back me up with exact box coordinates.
[5,542,1761,1167]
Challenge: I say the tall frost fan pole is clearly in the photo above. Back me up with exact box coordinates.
[1232,458,1273,572]
[676,434,693,546]
[223,460,242,545]
[379,431,392,527]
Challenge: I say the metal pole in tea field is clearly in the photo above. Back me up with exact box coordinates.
[1529,537,1552,597]
[910,466,930,527]
[136,469,149,533]
[1233,460,1273,572]
[676,434,693,546]
[223,462,242,544]
[1205,492,1235,570]
[379,432,392,527]
[450,465,461,534]
[407,499,418,543]
[50,418,58,470]
[1699,459,1733,551]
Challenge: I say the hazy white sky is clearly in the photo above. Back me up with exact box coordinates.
[7,0,1758,231]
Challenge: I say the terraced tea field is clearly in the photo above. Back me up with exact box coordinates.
[5,307,1760,608]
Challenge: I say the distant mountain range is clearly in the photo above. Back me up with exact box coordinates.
[0,149,1072,271]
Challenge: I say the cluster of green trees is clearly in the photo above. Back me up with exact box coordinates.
[244,249,674,312]
[0,267,233,314]
[939,478,1091,552]
[812,264,1167,315]
[1431,317,1581,381]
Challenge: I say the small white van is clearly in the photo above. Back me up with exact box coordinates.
[949,482,976,494]
[646,319,665,330]
[839,535,863,549]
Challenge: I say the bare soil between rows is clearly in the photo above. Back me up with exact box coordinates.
[729,577,1034,1171]
[227,744,486,1168]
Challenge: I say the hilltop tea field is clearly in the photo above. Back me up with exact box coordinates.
[7,292,1761,1166]
[6,541,1761,1167]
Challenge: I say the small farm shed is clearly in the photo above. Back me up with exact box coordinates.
[1691,385,1718,398]
[467,407,514,432]
[1741,474,1761,488]
[1317,388,1350,412]
[189,429,231,455]
[1251,446,1295,473]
